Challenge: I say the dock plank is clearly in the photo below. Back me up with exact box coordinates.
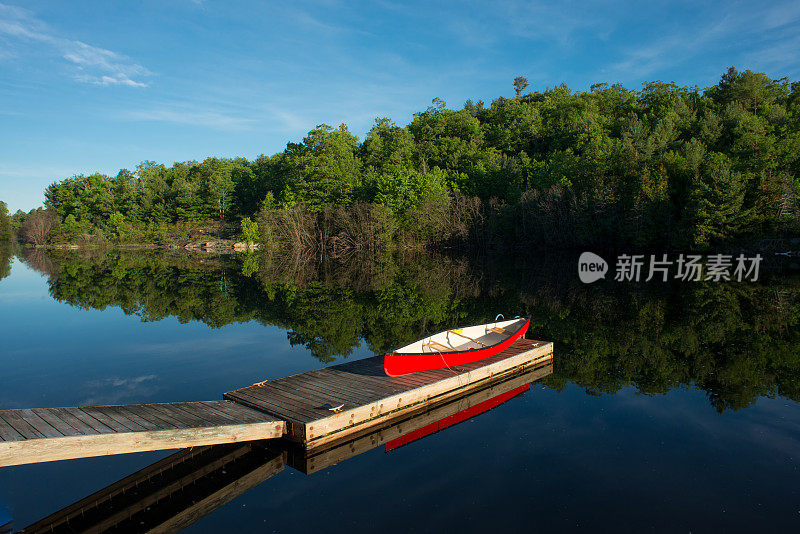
[183,402,239,422]
[272,379,378,408]
[0,416,25,441]
[0,410,46,439]
[264,379,374,407]
[49,407,100,435]
[299,380,400,405]
[65,407,115,434]
[31,409,82,437]
[81,407,136,433]
[94,406,149,432]
[175,401,240,424]
[301,369,411,396]
[16,409,64,438]
[148,404,214,427]
[238,387,322,420]
[126,404,184,428]
[201,400,277,423]
[198,401,258,421]
[256,382,350,410]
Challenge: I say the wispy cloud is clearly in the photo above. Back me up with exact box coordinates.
[606,16,736,81]
[0,2,150,87]
[742,33,800,73]
[65,41,150,87]
[606,2,800,83]
[498,0,607,45]
[433,0,612,53]
[122,107,256,130]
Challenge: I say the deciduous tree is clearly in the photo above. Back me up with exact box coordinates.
[20,208,57,245]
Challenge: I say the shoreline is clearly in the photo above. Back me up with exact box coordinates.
[31,240,262,253]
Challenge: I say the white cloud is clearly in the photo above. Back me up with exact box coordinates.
[0,2,150,87]
[64,40,150,87]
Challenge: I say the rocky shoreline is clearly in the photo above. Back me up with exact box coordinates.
[43,239,261,253]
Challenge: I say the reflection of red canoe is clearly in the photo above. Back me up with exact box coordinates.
[385,383,530,451]
[383,317,531,376]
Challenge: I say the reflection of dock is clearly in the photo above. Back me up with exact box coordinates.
[23,443,285,533]
[23,361,553,532]
[1,339,553,467]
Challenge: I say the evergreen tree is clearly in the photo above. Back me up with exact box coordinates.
[688,153,749,247]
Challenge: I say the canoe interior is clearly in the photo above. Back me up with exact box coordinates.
[393,318,527,354]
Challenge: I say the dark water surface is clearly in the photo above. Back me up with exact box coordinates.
[0,247,798,532]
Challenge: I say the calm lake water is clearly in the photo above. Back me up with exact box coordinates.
[0,246,799,532]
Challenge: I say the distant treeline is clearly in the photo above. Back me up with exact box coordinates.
[14,66,800,249]
[16,247,800,412]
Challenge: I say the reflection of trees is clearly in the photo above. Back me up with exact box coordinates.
[20,249,800,412]
[0,244,13,282]
[18,247,59,277]
[524,278,800,412]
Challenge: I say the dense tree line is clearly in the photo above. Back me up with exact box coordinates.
[17,248,800,412]
[37,67,799,249]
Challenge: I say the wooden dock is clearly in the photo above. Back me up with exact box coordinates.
[226,338,553,448]
[0,401,284,467]
[0,338,553,467]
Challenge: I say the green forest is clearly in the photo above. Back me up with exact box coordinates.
[5,66,800,250]
[12,247,799,413]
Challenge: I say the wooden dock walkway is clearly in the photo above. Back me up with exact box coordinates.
[0,401,284,467]
[226,338,553,449]
[0,338,553,467]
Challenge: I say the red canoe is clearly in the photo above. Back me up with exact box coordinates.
[383,316,531,376]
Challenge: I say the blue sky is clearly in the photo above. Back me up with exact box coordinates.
[1,0,799,212]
